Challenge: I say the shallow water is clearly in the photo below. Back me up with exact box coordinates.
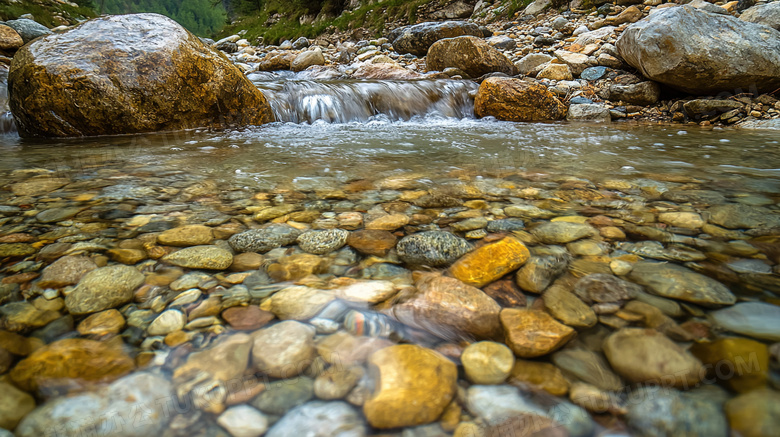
[1,77,779,436]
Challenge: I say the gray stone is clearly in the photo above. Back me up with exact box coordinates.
[609,81,660,106]
[162,245,233,270]
[580,66,607,81]
[251,321,316,378]
[217,405,268,437]
[265,401,366,437]
[391,21,482,56]
[396,231,472,266]
[15,372,173,437]
[251,377,315,416]
[291,48,325,72]
[64,265,144,315]
[524,0,553,15]
[297,229,349,254]
[711,302,780,341]
[625,386,728,437]
[466,385,545,425]
[616,6,780,94]
[706,203,780,229]
[36,207,81,223]
[229,224,302,253]
[3,18,51,44]
[567,103,611,122]
[628,262,735,307]
[740,2,780,30]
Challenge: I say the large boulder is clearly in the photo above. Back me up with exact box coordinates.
[740,2,780,31]
[426,36,516,78]
[390,21,482,56]
[474,77,567,121]
[9,14,273,138]
[616,6,780,94]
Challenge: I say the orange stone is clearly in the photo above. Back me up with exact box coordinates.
[500,308,575,358]
[449,236,530,288]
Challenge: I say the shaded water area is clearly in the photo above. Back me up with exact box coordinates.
[1,75,780,437]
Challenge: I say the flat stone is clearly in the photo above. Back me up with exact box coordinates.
[261,286,335,320]
[252,376,314,415]
[0,381,36,430]
[217,405,269,437]
[229,224,302,253]
[543,280,597,328]
[515,255,568,294]
[628,262,735,307]
[466,385,545,426]
[531,222,596,244]
[706,203,780,229]
[0,301,60,332]
[461,341,515,385]
[690,337,769,393]
[157,225,213,246]
[251,321,316,378]
[396,231,472,267]
[173,333,253,385]
[147,309,186,335]
[265,401,366,437]
[222,306,274,330]
[508,359,569,397]
[346,229,397,257]
[725,388,780,437]
[10,178,70,196]
[625,386,728,437]
[552,348,622,391]
[77,309,126,336]
[36,207,81,223]
[0,243,36,257]
[162,245,233,270]
[500,308,575,358]
[336,280,397,304]
[711,302,780,341]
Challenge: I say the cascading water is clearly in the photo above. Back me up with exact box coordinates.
[250,72,479,123]
[0,69,17,135]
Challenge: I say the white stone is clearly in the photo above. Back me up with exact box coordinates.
[217,405,269,437]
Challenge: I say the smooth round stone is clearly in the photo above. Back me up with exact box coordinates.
[314,366,364,400]
[265,401,366,437]
[711,302,780,341]
[157,225,214,246]
[610,259,633,276]
[162,245,233,270]
[485,218,525,233]
[251,377,314,416]
[337,280,397,304]
[346,229,397,257]
[462,341,515,385]
[628,262,736,307]
[217,405,268,437]
[229,252,264,271]
[147,309,185,336]
[297,229,349,255]
[222,306,274,330]
[466,385,546,425]
[251,321,315,378]
[626,386,727,437]
[64,265,145,315]
[531,222,596,244]
[77,309,126,336]
[0,381,36,430]
[36,207,81,223]
[725,388,780,437]
[706,204,780,229]
[228,224,302,253]
[396,231,472,266]
[580,66,607,81]
[726,259,772,274]
[658,212,704,229]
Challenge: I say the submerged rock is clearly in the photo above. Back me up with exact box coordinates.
[711,302,780,341]
[474,77,567,122]
[64,265,144,315]
[625,386,728,437]
[725,388,780,437]
[229,224,302,253]
[396,231,472,266]
[616,6,780,94]
[500,308,575,358]
[9,14,273,137]
[628,262,735,307]
[449,236,530,287]
[266,401,366,437]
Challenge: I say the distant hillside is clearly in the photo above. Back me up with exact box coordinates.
[97,0,228,36]
[0,0,96,27]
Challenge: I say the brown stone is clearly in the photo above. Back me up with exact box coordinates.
[0,25,23,51]
[10,338,135,392]
[266,253,329,281]
[107,248,147,265]
[365,213,409,231]
[257,52,297,71]
[9,14,273,138]
[229,252,264,271]
[38,255,98,288]
[725,388,780,437]
[352,62,423,79]
[482,278,527,307]
[157,225,214,246]
[500,308,575,358]
[316,331,393,365]
[427,36,516,78]
[543,280,597,329]
[363,344,457,429]
[474,77,567,122]
[222,306,275,330]
[391,272,502,341]
[77,309,126,336]
[346,229,398,257]
[450,236,530,288]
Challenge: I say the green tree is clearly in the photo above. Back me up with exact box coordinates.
[100,0,227,36]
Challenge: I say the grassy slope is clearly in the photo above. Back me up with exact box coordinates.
[0,0,96,27]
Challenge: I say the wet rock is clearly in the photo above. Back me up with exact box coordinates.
[297,229,349,254]
[258,52,296,71]
[608,81,660,106]
[616,6,780,94]
[392,272,501,340]
[658,212,704,229]
[725,388,780,437]
[391,21,482,56]
[36,206,81,223]
[0,381,35,430]
[162,245,233,270]
[739,2,780,31]
[10,338,135,392]
[462,341,515,385]
[15,372,172,437]
[251,321,316,378]
[365,213,410,231]
[427,36,516,78]
[573,273,637,304]
[173,333,252,385]
[474,77,566,122]
[466,385,545,425]
[509,359,569,396]
[628,262,735,307]
[316,331,393,366]
[0,301,60,332]
[711,302,780,341]
[9,177,69,196]
[158,225,213,246]
[706,203,780,229]
[9,14,272,138]
[363,344,457,429]
[625,386,728,437]
[229,252,264,271]
[261,286,335,320]
[531,222,596,244]
[229,224,302,253]
[690,337,769,392]
[147,309,186,335]
[291,48,325,72]
[346,229,397,257]
[501,308,575,358]
[537,63,573,81]
[486,218,525,233]
[0,24,23,51]
[222,306,274,330]
[252,377,314,415]
[515,255,567,294]
[603,328,703,388]
[3,19,51,44]
[396,231,472,267]
[0,243,36,257]
[64,265,144,315]
[449,236,530,287]
[266,401,366,437]
[352,62,422,80]
[77,309,126,336]
[337,280,397,304]
[217,405,268,437]
[544,281,597,328]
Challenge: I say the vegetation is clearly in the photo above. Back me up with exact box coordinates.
[97,0,228,36]
[0,0,96,27]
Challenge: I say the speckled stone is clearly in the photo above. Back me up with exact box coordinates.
[229,224,302,253]
[396,231,472,266]
[297,229,349,254]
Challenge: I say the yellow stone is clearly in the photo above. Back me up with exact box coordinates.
[690,337,769,393]
[551,216,589,223]
[449,236,530,288]
[363,344,457,429]
[509,359,569,396]
[500,308,575,358]
[76,309,126,336]
[461,341,515,385]
[725,389,780,437]
[157,225,214,247]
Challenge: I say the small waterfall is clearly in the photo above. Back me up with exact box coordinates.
[254,78,479,124]
[0,68,17,135]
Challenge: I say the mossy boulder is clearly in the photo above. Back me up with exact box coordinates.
[9,13,273,138]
